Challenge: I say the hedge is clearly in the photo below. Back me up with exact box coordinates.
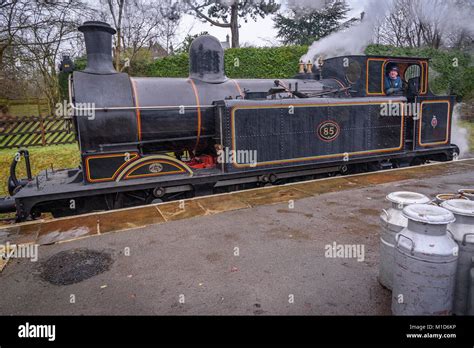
[147,45,309,79]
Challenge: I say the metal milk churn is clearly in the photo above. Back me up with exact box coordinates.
[392,204,458,315]
[435,193,468,205]
[379,192,430,290]
[458,189,474,201]
[469,267,474,315]
[440,199,474,315]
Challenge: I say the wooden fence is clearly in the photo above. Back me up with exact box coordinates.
[0,116,76,149]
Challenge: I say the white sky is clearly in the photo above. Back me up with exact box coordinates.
[177,0,366,47]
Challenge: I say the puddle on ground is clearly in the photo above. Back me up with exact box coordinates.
[39,248,113,285]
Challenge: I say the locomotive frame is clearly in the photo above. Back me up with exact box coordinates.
[0,21,459,222]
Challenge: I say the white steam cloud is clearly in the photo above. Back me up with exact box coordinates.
[452,104,471,158]
[301,0,391,62]
[301,0,474,62]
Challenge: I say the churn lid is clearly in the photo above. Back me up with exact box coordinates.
[458,188,474,199]
[402,204,455,224]
[386,191,430,207]
[441,199,474,217]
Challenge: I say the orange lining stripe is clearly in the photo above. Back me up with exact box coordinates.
[130,78,142,141]
[231,79,244,97]
[329,78,349,96]
[329,78,345,89]
[366,58,386,95]
[124,159,185,179]
[85,152,139,182]
[230,101,405,168]
[188,79,201,152]
[417,100,451,147]
[420,61,428,94]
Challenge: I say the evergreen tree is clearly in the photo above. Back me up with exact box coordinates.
[274,1,350,46]
[177,32,210,54]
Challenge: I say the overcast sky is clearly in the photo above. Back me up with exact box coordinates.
[177,0,367,47]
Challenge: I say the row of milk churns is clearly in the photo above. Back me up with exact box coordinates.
[379,189,474,315]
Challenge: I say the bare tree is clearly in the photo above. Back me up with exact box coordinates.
[104,0,125,71]
[1,0,183,109]
[0,0,93,108]
[185,0,280,48]
[377,0,473,49]
[121,0,181,61]
[100,0,182,71]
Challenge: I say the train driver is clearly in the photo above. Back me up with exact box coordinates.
[384,65,403,95]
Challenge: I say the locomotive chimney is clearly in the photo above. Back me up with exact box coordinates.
[78,21,117,75]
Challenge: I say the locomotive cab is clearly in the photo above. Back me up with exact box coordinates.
[321,55,455,153]
[320,55,429,99]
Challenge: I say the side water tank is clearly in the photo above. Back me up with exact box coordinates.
[379,191,430,290]
[392,204,458,315]
[441,199,474,315]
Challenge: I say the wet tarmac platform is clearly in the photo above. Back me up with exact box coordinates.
[0,159,472,315]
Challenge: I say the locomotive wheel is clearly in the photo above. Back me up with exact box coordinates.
[340,164,369,175]
[153,187,166,198]
[30,209,41,220]
[112,190,154,209]
[367,162,382,172]
[410,157,426,166]
[340,165,350,175]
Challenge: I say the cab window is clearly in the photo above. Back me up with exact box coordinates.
[366,58,426,96]
[404,64,422,96]
[383,62,422,97]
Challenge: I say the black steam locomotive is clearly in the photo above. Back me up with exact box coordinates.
[1,21,459,221]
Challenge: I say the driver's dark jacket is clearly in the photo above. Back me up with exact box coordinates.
[384,76,402,94]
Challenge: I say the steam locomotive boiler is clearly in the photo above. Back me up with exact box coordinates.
[1,21,459,221]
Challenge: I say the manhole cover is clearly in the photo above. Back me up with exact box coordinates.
[40,248,113,285]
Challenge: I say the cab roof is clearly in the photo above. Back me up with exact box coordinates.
[327,54,430,61]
